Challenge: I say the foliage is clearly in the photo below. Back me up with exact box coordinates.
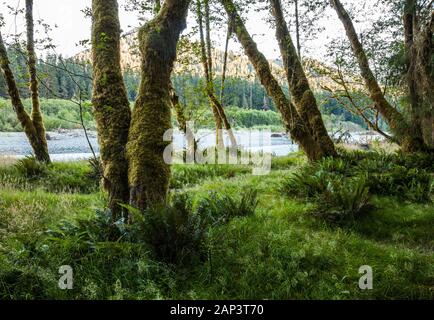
[0,156,433,299]
[87,157,103,182]
[365,166,432,203]
[14,156,47,179]
[284,164,372,223]
[195,189,258,223]
[122,189,258,264]
[1,161,99,193]
[171,164,250,189]
[282,150,434,223]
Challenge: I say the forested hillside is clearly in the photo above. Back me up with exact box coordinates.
[0,0,432,304]
[0,46,368,132]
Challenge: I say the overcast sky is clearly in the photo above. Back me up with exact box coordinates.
[0,0,376,61]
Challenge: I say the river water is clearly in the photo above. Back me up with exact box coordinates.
[0,130,299,161]
[0,129,385,161]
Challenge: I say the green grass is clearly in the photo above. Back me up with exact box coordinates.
[0,161,99,194]
[0,155,433,300]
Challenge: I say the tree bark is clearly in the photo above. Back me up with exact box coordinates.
[91,0,132,218]
[154,0,161,15]
[330,0,427,152]
[199,0,238,148]
[0,9,50,163]
[294,0,301,57]
[197,0,225,148]
[127,0,191,210]
[26,0,50,163]
[220,0,322,161]
[221,19,232,104]
[270,0,336,158]
[415,11,434,148]
[204,0,239,148]
[169,84,198,159]
[403,0,425,143]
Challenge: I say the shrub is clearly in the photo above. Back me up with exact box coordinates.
[316,176,372,223]
[124,189,258,264]
[47,209,122,244]
[282,160,373,223]
[366,166,432,203]
[283,170,333,198]
[196,189,259,224]
[14,156,47,179]
[123,194,209,264]
[87,157,103,182]
[171,164,250,189]
[394,151,434,171]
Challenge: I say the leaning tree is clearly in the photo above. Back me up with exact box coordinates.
[0,0,50,163]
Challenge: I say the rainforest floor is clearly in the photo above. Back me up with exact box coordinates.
[0,151,433,300]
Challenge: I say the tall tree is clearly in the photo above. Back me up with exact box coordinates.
[91,0,132,218]
[270,0,336,158]
[220,0,326,161]
[330,0,429,152]
[294,0,301,57]
[197,0,226,148]
[203,0,238,149]
[127,0,191,210]
[404,0,433,148]
[0,0,50,163]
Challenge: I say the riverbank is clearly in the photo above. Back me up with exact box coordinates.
[0,129,388,161]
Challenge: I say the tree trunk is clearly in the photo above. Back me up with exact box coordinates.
[415,11,434,148]
[0,23,50,163]
[26,0,50,163]
[270,0,336,158]
[403,0,426,145]
[169,83,198,158]
[294,0,301,57]
[91,0,132,218]
[127,0,191,210]
[221,20,232,104]
[198,0,237,148]
[197,0,225,148]
[330,0,426,152]
[220,0,322,161]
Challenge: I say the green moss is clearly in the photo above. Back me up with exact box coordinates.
[126,0,191,210]
[92,0,132,216]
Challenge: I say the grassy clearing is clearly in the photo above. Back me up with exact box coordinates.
[0,152,432,300]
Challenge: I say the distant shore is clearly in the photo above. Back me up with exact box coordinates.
[0,129,386,161]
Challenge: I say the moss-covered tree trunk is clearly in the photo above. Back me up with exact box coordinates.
[270,0,336,158]
[204,0,237,148]
[91,0,132,218]
[197,0,226,148]
[127,0,191,210]
[415,11,434,148]
[220,0,322,161]
[25,0,50,163]
[330,0,427,152]
[169,83,198,157]
[0,3,50,163]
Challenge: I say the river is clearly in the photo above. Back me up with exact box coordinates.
[0,129,385,161]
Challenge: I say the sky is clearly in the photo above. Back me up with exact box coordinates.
[0,0,376,61]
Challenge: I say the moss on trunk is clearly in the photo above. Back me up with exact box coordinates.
[270,0,336,158]
[0,29,50,163]
[91,0,132,217]
[330,0,427,153]
[26,0,50,163]
[197,0,226,148]
[169,83,198,155]
[127,0,191,210]
[221,0,322,161]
